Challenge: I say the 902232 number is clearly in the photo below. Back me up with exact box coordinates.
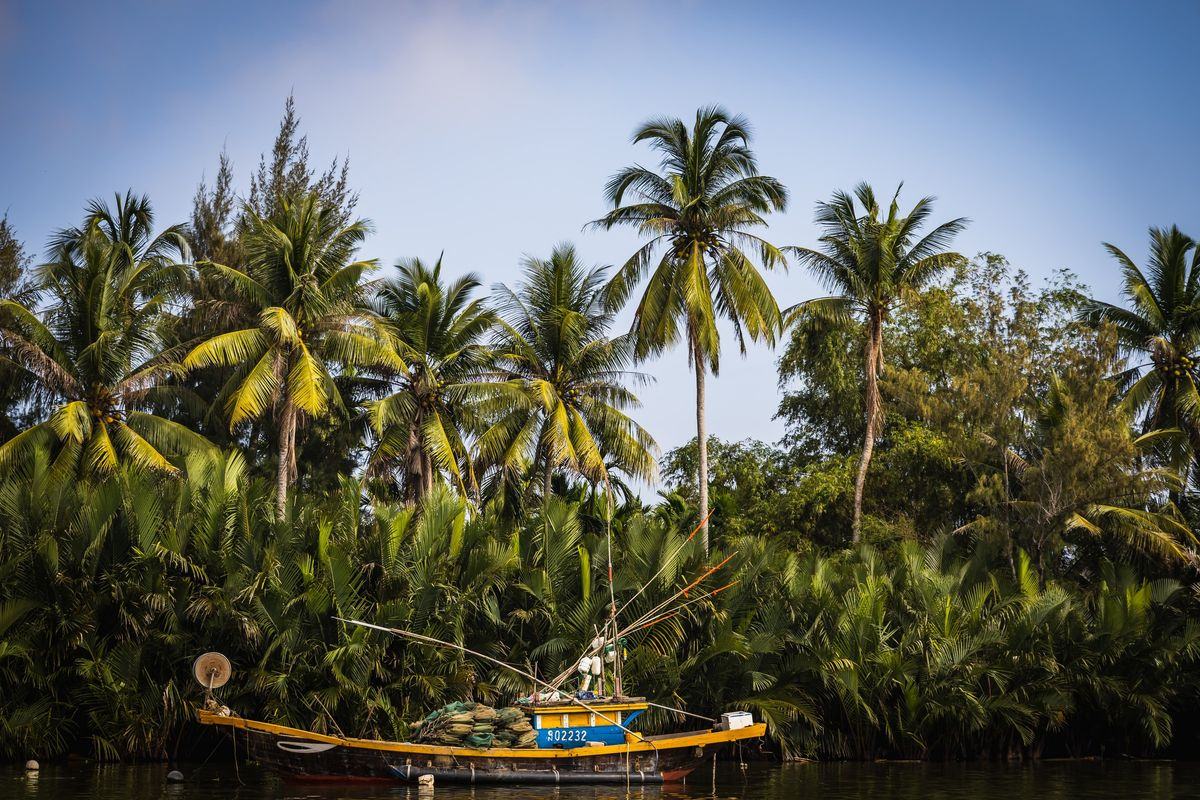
[545,728,588,743]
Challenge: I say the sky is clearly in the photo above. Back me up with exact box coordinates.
[2,0,1199,488]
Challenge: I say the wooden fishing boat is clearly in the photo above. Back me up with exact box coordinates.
[192,510,761,784]
[196,700,765,784]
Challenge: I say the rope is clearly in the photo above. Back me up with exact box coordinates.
[645,701,715,722]
[231,722,243,785]
[308,694,349,741]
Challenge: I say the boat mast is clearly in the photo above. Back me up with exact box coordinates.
[603,478,621,698]
[336,618,649,742]
[540,504,735,695]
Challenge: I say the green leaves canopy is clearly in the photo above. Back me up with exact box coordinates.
[788,183,968,329]
[184,193,388,422]
[367,256,496,500]
[0,192,206,479]
[594,105,788,370]
[1079,226,1200,451]
[181,192,389,511]
[476,243,657,493]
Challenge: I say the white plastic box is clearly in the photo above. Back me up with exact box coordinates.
[721,711,754,731]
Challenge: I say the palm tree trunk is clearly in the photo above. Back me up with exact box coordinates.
[407,415,424,504]
[852,312,883,543]
[543,456,554,505]
[423,450,434,498]
[1003,450,1018,580]
[693,336,710,555]
[276,400,296,517]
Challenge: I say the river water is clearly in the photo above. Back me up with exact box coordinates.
[5,762,1200,800]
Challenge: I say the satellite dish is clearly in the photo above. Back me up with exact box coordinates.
[193,652,232,690]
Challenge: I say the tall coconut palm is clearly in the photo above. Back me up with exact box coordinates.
[1079,227,1200,462]
[367,256,497,502]
[182,192,395,514]
[790,183,966,542]
[593,106,788,551]
[0,192,206,479]
[477,243,656,503]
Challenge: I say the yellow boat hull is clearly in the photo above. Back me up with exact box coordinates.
[197,709,766,784]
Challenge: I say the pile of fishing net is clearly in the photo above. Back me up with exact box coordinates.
[410,701,537,748]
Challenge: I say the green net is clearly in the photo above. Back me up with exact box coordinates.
[411,703,537,749]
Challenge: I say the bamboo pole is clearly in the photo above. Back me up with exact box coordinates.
[545,548,734,691]
[334,617,651,743]
[618,581,739,638]
[613,508,715,622]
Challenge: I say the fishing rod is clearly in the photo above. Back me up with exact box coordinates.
[544,506,733,693]
[619,554,736,635]
[545,578,740,692]
[542,549,737,692]
[334,618,651,744]
[612,508,714,622]
[618,581,740,641]
[646,702,715,723]
[627,611,678,633]
[546,584,739,693]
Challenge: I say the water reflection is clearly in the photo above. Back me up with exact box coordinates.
[1,761,1195,799]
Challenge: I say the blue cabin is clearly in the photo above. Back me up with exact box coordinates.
[527,699,647,747]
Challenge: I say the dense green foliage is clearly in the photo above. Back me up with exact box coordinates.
[2,99,1200,764]
[1,460,1196,762]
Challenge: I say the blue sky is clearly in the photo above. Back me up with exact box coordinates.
[2,0,1199,482]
